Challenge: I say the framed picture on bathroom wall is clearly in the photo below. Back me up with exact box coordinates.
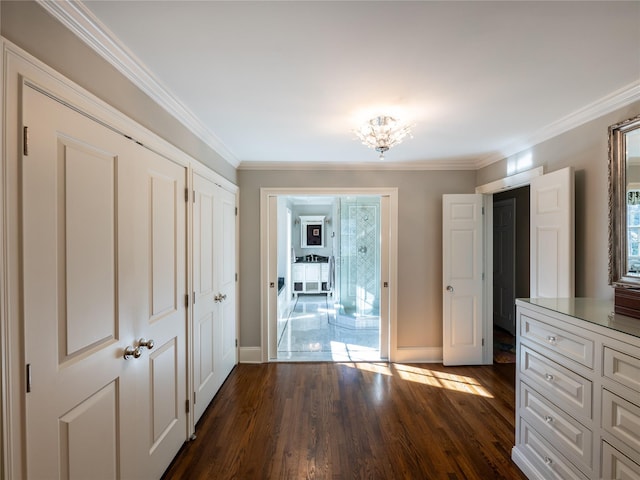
[300,215,325,248]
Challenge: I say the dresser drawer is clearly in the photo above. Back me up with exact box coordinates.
[519,418,589,480]
[603,346,640,395]
[602,389,640,453]
[520,382,592,471]
[602,441,640,480]
[519,311,594,368]
[520,345,592,420]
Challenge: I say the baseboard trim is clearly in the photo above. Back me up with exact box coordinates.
[239,347,263,363]
[392,347,443,363]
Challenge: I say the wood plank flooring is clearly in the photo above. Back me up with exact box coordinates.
[162,362,527,479]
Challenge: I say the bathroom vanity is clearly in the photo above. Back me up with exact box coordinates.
[292,260,331,296]
[513,298,640,479]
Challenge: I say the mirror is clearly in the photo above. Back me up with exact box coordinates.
[609,114,640,286]
[300,215,325,248]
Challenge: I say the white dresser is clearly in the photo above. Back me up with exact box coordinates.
[514,298,640,480]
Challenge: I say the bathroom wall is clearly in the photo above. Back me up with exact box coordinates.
[291,203,335,259]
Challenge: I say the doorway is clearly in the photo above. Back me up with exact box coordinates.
[492,186,530,363]
[276,195,382,361]
[261,188,397,363]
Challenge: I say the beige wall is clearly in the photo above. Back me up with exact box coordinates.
[0,1,237,183]
[477,100,640,300]
[237,169,476,348]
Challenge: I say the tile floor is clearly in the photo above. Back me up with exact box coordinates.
[277,294,381,362]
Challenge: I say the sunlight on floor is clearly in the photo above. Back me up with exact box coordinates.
[339,362,494,398]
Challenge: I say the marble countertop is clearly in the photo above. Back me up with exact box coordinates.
[516,297,640,339]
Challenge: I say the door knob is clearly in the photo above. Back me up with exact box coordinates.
[214,294,221,303]
[220,293,227,301]
[138,338,154,350]
[446,285,454,293]
[123,345,142,360]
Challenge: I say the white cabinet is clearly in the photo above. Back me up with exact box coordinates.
[514,299,640,480]
[292,263,330,295]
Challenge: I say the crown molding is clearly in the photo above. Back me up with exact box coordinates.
[238,158,478,171]
[475,80,640,169]
[37,0,240,167]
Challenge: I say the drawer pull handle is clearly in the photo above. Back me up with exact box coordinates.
[547,335,557,344]
[545,373,554,382]
[544,415,553,424]
[544,456,553,466]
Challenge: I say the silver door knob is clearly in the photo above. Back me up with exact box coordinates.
[220,293,227,301]
[124,345,142,360]
[214,294,221,303]
[138,338,154,350]
[446,285,454,293]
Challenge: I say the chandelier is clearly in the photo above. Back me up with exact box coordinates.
[354,116,414,160]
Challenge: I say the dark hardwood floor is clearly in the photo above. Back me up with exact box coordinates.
[162,362,527,479]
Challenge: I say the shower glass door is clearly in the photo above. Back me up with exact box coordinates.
[338,197,380,324]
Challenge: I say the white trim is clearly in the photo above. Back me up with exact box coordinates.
[239,347,262,364]
[238,159,477,171]
[37,0,240,168]
[482,195,494,365]
[260,187,398,364]
[393,347,443,364]
[475,166,544,194]
[477,80,640,169]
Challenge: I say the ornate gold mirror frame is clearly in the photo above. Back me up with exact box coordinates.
[609,114,640,288]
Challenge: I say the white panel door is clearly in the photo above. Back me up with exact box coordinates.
[443,194,484,366]
[217,188,238,380]
[530,167,574,298]
[22,84,187,479]
[192,174,237,424]
[121,145,188,479]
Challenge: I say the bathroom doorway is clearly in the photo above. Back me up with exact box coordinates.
[261,188,397,363]
[277,195,381,361]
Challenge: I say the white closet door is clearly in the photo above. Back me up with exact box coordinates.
[120,144,188,479]
[22,84,187,479]
[217,187,238,382]
[192,174,237,424]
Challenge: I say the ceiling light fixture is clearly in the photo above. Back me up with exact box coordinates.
[354,116,414,160]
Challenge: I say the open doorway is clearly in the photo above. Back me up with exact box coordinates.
[492,186,530,363]
[276,195,383,361]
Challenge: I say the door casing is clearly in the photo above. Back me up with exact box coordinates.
[260,188,398,363]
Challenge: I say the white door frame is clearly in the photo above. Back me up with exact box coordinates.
[260,188,398,363]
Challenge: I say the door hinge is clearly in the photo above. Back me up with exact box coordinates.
[482,338,485,346]
[235,273,238,282]
[184,188,189,202]
[185,399,190,414]
[235,207,238,216]
[193,291,195,305]
[26,363,32,393]
[482,272,485,280]
[23,126,29,156]
[482,206,485,215]
[185,293,189,308]
[235,339,238,347]
[193,190,196,203]
[194,392,196,404]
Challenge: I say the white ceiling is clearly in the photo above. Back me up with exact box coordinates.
[57,1,640,169]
